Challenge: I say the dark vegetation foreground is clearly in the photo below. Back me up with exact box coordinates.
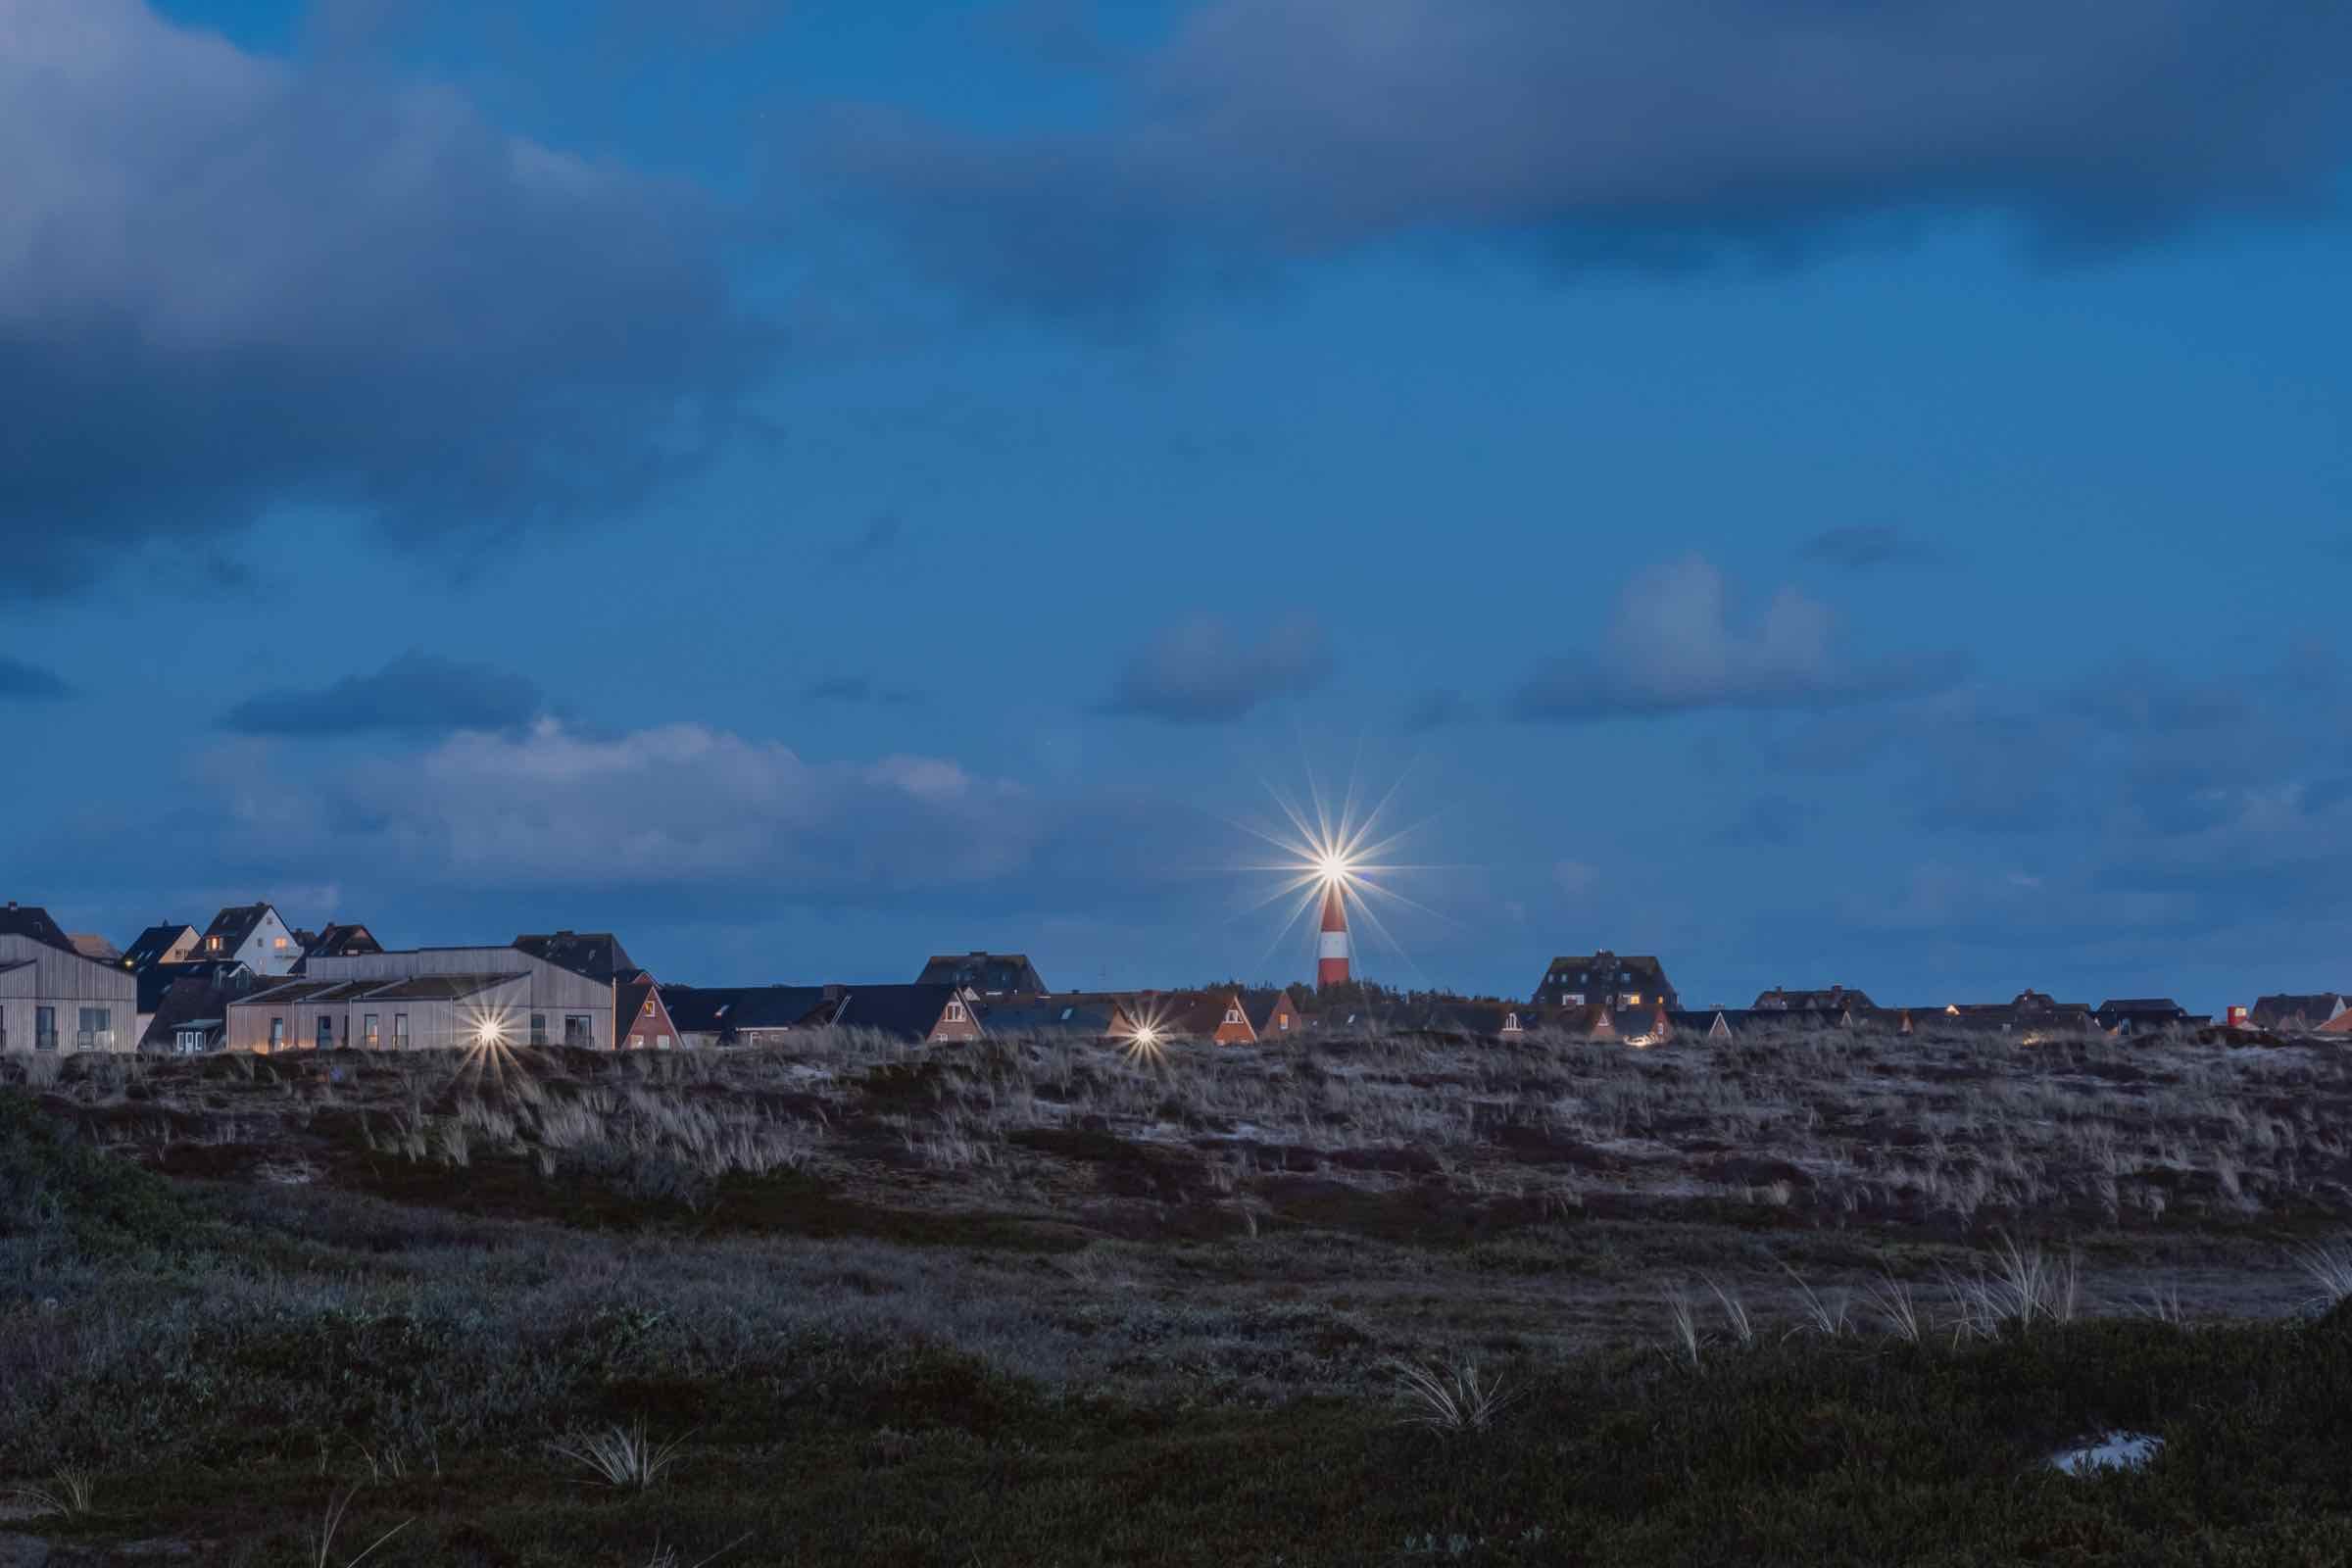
[7,1030,2352,1564]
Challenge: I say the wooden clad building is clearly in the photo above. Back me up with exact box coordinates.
[0,905,141,1054]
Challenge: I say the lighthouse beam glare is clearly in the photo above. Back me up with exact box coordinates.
[1230,761,1457,992]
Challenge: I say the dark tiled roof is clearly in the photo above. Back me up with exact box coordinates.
[979,1001,1123,1039]
[136,958,254,1013]
[69,933,122,963]
[0,903,78,956]
[1754,985,1877,1010]
[833,984,967,1042]
[201,904,278,954]
[513,931,638,985]
[306,924,384,960]
[121,923,197,970]
[2096,999,2185,1013]
[914,952,1047,993]
[662,985,844,1037]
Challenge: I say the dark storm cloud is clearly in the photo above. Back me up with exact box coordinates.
[1512,557,1964,722]
[1798,526,1942,570]
[831,0,2352,314]
[0,0,762,602]
[804,674,924,707]
[0,655,73,701]
[220,653,544,737]
[1100,615,1333,724]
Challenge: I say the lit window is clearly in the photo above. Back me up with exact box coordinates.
[273,936,286,949]
[643,999,657,1015]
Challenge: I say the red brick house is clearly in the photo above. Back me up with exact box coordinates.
[616,976,683,1050]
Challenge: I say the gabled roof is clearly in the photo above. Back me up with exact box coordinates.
[69,933,122,963]
[305,923,383,960]
[1236,987,1302,1033]
[978,1000,1125,1039]
[2096,998,2185,1012]
[121,923,199,970]
[914,952,1047,993]
[833,983,969,1042]
[136,958,255,1014]
[662,984,844,1036]
[201,905,280,954]
[1152,990,1252,1041]
[2250,994,2352,1029]
[0,903,78,956]
[513,931,638,985]
[1547,953,1671,977]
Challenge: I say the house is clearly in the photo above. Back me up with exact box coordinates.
[1754,985,1876,1011]
[661,985,845,1049]
[301,924,385,964]
[514,931,642,986]
[615,976,684,1051]
[1240,987,1306,1040]
[288,940,632,1049]
[2093,999,2204,1035]
[0,905,142,1054]
[194,904,302,975]
[120,923,201,972]
[1533,952,1679,1012]
[1413,1001,1532,1041]
[134,958,263,1050]
[2249,994,2352,1034]
[69,933,122,964]
[1904,992,2098,1035]
[915,952,1048,997]
[1668,1008,1738,1041]
[229,972,533,1054]
[1118,990,1255,1045]
[977,997,1133,1042]
[832,983,985,1043]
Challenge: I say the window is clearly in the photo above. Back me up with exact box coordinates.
[78,1007,111,1052]
[35,1006,57,1052]
[630,1033,643,1049]
[393,1014,409,1049]
[316,1016,333,1050]
[1506,1013,1521,1031]
[1627,994,1642,1006]
[530,1014,548,1047]
[656,1035,671,1050]
[269,1017,285,1051]
[642,998,657,1016]
[207,935,221,952]
[563,1014,591,1047]
[273,936,287,950]
[945,1001,966,1022]
[1225,1007,1241,1024]
[363,1014,380,1050]
[1279,1015,1291,1032]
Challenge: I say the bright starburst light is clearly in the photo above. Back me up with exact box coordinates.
[1230,756,1453,981]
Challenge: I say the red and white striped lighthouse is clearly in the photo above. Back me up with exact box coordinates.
[1316,882,1352,988]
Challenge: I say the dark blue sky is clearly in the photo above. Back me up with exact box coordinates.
[6,0,2351,1011]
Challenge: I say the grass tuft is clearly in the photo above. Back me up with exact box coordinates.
[552,1420,692,1489]
[1385,1355,1517,1435]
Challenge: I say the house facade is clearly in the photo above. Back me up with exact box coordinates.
[915,952,1048,996]
[1534,952,1679,1012]
[2249,994,2351,1034]
[616,977,683,1050]
[0,908,141,1055]
[293,943,623,1048]
[228,973,533,1054]
[834,983,985,1043]
[195,904,302,975]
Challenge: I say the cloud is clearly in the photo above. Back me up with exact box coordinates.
[0,0,760,600]
[0,655,72,701]
[1401,688,1477,733]
[1100,615,1333,724]
[831,0,2352,315]
[220,652,543,737]
[179,718,1046,898]
[825,514,905,566]
[804,674,924,707]
[1798,525,1941,569]
[1512,556,1964,722]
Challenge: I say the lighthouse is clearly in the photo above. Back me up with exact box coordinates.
[1316,881,1352,988]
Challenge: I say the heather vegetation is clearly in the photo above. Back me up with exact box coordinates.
[7,1026,2352,1562]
